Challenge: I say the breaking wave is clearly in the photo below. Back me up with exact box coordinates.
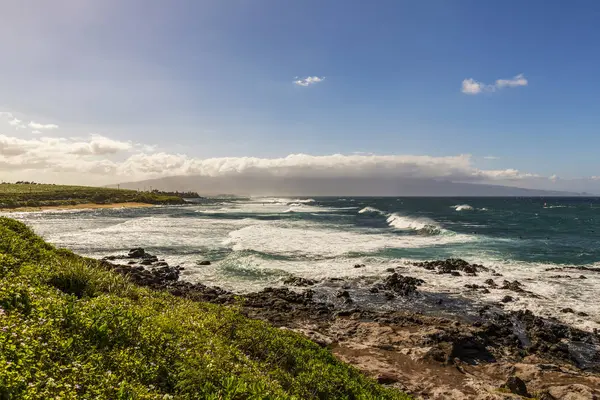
[452,204,474,211]
[358,207,385,215]
[386,213,443,235]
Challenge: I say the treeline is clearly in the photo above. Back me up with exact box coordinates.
[150,189,200,198]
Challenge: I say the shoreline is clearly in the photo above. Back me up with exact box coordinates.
[100,249,600,399]
[0,202,156,213]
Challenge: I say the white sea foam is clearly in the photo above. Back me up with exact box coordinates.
[224,222,471,258]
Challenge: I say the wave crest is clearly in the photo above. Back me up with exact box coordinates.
[452,204,474,211]
[358,206,385,215]
[386,213,443,235]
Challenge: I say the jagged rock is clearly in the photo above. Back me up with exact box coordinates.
[354,263,365,268]
[412,258,486,276]
[283,276,317,287]
[381,273,424,296]
[385,268,395,273]
[501,280,524,292]
[561,308,575,314]
[197,260,211,266]
[336,290,351,298]
[128,248,146,258]
[501,295,514,303]
[501,376,530,397]
[484,278,498,287]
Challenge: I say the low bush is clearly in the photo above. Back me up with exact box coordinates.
[0,218,410,399]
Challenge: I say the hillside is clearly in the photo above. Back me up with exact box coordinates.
[0,217,408,399]
[115,175,583,197]
[0,183,185,209]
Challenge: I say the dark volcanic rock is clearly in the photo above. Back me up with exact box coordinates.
[501,295,514,303]
[380,273,424,296]
[412,258,488,276]
[561,308,575,314]
[128,248,146,258]
[354,263,365,268]
[197,260,211,266]
[501,376,530,397]
[484,278,497,287]
[336,290,351,299]
[501,280,524,292]
[283,276,317,287]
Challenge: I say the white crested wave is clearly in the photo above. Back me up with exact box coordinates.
[224,222,473,258]
[358,206,385,215]
[386,213,443,234]
[358,207,444,235]
[452,204,474,211]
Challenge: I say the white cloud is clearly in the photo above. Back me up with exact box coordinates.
[28,121,59,130]
[68,134,132,155]
[0,131,542,185]
[294,76,325,87]
[496,73,528,88]
[462,74,527,95]
[31,130,41,134]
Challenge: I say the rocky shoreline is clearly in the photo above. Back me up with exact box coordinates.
[101,250,600,399]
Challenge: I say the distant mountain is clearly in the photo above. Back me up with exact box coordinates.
[112,175,583,197]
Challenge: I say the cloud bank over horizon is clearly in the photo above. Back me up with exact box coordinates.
[0,109,596,194]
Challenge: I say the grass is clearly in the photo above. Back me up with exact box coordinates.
[0,183,185,209]
[0,217,410,399]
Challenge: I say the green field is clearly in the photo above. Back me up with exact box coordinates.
[0,217,409,399]
[0,183,185,209]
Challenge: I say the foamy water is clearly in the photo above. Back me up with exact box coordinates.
[6,196,600,331]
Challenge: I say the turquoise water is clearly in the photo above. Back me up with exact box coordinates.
[7,196,600,331]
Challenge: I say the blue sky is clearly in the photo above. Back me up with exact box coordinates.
[1,0,599,190]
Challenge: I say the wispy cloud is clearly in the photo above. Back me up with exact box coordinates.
[483,156,499,160]
[31,130,41,134]
[294,76,325,87]
[28,121,59,130]
[461,74,527,95]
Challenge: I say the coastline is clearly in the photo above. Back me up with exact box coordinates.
[101,249,600,399]
[0,202,156,213]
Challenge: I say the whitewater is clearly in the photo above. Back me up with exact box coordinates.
[5,196,600,332]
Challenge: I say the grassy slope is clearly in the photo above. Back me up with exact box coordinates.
[0,184,184,209]
[0,217,409,400]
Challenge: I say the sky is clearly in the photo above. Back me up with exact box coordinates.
[1,0,600,193]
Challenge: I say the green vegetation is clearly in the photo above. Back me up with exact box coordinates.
[0,183,185,209]
[0,217,409,399]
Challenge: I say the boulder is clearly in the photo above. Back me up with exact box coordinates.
[128,248,146,258]
[501,376,530,397]
[501,295,514,303]
[197,260,211,266]
[283,276,317,287]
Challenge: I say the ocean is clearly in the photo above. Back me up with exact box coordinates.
[6,196,600,331]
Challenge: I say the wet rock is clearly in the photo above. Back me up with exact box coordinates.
[412,258,487,276]
[283,276,317,287]
[580,275,587,279]
[501,280,524,292]
[501,376,530,397]
[127,260,136,265]
[197,260,211,266]
[354,263,365,268]
[369,287,379,293]
[561,308,575,314]
[336,290,351,299]
[385,268,395,273]
[128,248,146,258]
[577,311,589,317]
[484,278,498,287]
[381,273,424,296]
[501,295,514,303]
